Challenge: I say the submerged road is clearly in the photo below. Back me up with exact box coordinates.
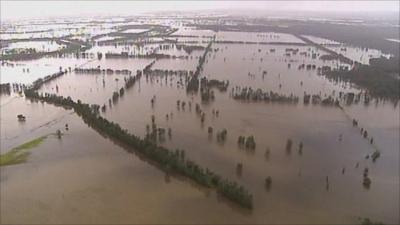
[294,34,355,65]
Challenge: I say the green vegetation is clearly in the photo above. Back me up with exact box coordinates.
[363,168,372,189]
[238,135,256,150]
[359,217,384,225]
[371,150,381,162]
[186,40,213,93]
[176,44,205,54]
[238,136,245,145]
[297,35,354,65]
[363,177,371,188]
[298,142,303,155]
[13,136,46,151]
[56,130,62,139]
[3,47,37,55]
[1,83,11,95]
[232,86,299,104]
[200,78,229,102]
[208,127,213,134]
[0,136,47,166]
[245,136,256,149]
[216,129,228,143]
[322,57,399,100]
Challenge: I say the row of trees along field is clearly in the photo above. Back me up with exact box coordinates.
[24,84,253,209]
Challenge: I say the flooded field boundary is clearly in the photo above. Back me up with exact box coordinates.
[214,40,309,46]
[0,38,92,61]
[296,35,354,65]
[0,135,47,166]
[23,75,254,209]
[337,104,381,155]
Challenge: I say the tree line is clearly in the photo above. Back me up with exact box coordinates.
[186,40,214,93]
[24,84,253,209]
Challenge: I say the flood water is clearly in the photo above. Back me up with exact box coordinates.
[1,22,399,224]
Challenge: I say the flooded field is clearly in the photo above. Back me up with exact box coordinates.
[1,57,89,84]
[1,8,399,225]
[215,31,306,44]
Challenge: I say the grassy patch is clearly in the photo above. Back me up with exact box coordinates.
[359,217,384,225]
[0,136,47,166]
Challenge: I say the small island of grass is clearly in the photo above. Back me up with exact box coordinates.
[0,136,47,166]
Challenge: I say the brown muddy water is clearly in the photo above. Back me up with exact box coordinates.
[1,39,399,224]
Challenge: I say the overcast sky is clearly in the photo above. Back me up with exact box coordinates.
[1,1,399,21]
